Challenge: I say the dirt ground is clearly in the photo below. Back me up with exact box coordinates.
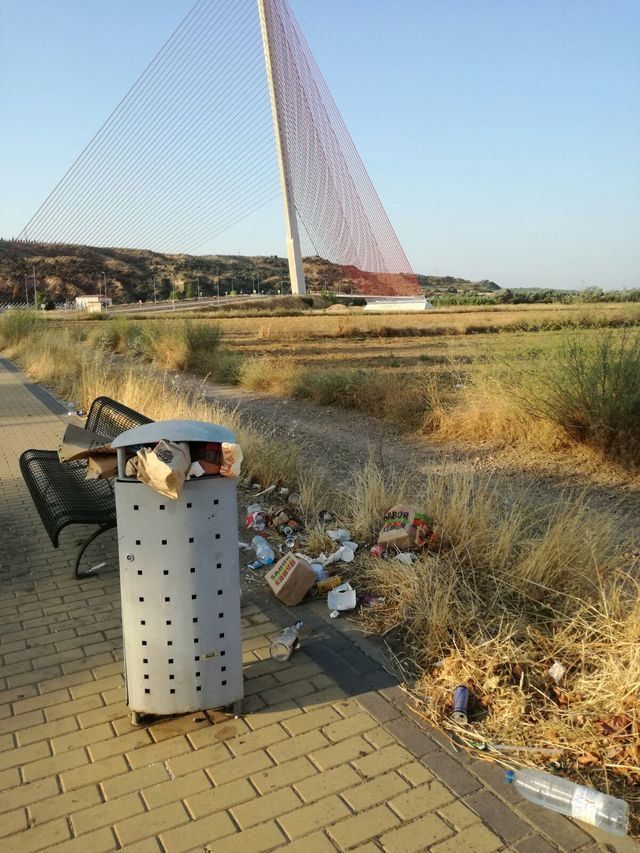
[191,374,640,536]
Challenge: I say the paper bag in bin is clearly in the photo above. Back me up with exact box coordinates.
[135,440,191,500]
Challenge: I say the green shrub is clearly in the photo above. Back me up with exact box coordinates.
[526,331,640,464]
[0,310,44,346]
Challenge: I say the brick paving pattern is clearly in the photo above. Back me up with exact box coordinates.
[0,358,636,851]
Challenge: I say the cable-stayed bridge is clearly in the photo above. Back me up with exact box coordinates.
[18,0,421,298]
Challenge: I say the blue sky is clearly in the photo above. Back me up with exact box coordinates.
[1,0,638,288]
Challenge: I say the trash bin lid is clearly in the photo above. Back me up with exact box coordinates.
[112,420,236,448]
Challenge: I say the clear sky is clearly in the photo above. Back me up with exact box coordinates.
[1,0,638,289]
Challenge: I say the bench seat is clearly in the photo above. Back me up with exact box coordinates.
[19,395,152,577]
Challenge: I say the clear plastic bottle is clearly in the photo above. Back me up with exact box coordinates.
[251,535,275,566]
[506,768,628,836]
[270,621,303,661]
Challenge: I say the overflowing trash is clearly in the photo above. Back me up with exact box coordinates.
[57,422,242,497]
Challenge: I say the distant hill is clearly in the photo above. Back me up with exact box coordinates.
[0,240,498,304]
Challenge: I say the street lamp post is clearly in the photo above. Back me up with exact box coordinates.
[24,274,29,308]
[32,265,37,308]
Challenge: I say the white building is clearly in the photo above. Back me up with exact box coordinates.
[75,295,112,312]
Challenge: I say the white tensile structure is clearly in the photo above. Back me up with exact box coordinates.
[363,296,433,313]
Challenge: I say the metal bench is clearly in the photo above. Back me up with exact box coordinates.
[19,396,152,578]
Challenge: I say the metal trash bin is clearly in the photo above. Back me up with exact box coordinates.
[112,421,244,724]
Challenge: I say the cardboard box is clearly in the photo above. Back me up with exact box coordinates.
[266,553,316,606]
[58,423,113,463]
[377,505,433,550]
[86,454,119,480]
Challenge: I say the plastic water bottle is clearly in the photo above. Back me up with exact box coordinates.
[270,621,303,661]
[251,535,275,566]
[506,768,628,836]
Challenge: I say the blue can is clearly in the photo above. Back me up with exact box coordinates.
[452,686,469,723]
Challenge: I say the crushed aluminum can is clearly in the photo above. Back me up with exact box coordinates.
[452,686,469,724]
[315,575,341,593]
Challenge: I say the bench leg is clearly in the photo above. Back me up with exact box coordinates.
[75,523,117,579]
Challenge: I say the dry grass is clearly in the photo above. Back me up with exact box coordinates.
[347,462,639,811]
[4,312,639,826]
[4,325,300,489]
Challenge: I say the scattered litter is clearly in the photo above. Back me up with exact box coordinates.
[451,685,469,724]
[394,552,416,566]
[329,609,340,619]
[548,661,567,684]
[287,492,301,507]
[310,562,329,581]
[322,542,358,566]
[270,621,303,662]
[279,487,290,498]
[315,576,342,594]
[246,503,267,531]
[360,594,385,609]
[327,529,351,542]
[238,541,251,551]
[86,561,106,575]
[251,482,262,491]
[252,484,276,498]
[266,553,316,605]
[370,544,386,558]
[327,582,357,612]
[378,505,434,550]
[251,535,274,567]
[506,768,628,836]
[320,510,333,523]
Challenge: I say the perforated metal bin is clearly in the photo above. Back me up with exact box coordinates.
[112,421,243,723]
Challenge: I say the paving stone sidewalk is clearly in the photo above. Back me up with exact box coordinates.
[0,357,636,852]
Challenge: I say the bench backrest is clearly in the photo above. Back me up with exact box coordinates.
[85,396,153,441]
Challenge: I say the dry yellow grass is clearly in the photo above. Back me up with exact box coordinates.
[3,315,639,828]
[347,462,639,812]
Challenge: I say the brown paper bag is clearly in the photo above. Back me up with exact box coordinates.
[85,454,118,480]
[135,440,191,499]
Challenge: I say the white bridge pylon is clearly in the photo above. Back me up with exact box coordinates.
[258,0,306,295]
